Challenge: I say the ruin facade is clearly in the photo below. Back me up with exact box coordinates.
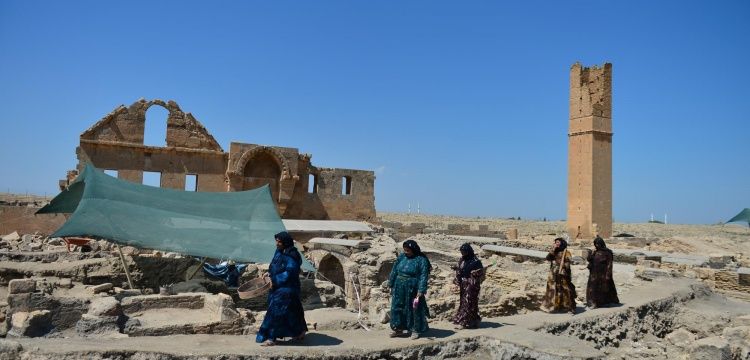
[567,63,613,239]
[62,98,376,220]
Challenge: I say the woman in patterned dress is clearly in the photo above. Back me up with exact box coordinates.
[388,239,432,339]
[452,243,484,329]
[541,237,577,314]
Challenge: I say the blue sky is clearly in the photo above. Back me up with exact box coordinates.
[1,1,748,224]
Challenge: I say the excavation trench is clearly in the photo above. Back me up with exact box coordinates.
[8,282,712,360]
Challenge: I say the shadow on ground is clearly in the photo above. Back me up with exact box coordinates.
[479,321,505,329]
[425,328,455,339]
[280,333,343,346]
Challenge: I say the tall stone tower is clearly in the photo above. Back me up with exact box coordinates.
[567,62,612,239]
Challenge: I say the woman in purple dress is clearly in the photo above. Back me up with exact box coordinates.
[452,243,484,329]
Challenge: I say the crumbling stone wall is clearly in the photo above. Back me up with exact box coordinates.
[62,98,376,220]
[0,206,65,236]
[75,99,227,191]
[308,167,376,221]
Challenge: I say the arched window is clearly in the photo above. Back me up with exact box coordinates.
[144,105,168,147]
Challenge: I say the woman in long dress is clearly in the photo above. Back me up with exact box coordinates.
[388,239,432,339]
[541,237,577,314]
[586,236,619,308]
[256,231,308,346]
[452,243,484,329]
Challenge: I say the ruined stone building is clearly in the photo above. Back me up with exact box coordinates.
[567,62,613,239]
[61,98,376,220]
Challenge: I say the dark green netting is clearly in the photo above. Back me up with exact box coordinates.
[726,208,750,226]
[37,164,293,265]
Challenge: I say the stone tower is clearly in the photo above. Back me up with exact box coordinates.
[567,62,612,239]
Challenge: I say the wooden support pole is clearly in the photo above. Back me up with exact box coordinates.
[188,257,207,280]
[116,244,135,290]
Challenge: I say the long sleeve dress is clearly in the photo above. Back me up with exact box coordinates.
[452,257,484,328]
[388,253,431,334]
[255,247,308,343]
[586,248,619,307]
[541,250,577,313]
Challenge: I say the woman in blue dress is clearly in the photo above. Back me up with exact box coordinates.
[256,231,308,346]
[388,239,432,339]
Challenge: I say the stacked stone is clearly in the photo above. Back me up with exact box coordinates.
[6,279,53,337]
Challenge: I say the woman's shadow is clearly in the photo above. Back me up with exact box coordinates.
[424,328,456,339]
[277,333,343,347]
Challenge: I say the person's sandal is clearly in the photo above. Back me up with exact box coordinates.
[260,340,276,347]
[410,332,420,340]
[389,330,401,338]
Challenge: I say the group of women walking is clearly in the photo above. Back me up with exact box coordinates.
[540,236,620,314]
[254,232,620,345]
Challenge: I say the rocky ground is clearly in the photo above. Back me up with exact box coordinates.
[0,212,748,359]
[379,212,750,267]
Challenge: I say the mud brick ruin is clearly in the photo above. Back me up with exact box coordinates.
[567,63,613,239]
[60,98,376,220]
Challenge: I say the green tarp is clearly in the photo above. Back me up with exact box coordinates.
[726,208,750,226]
[37,164,287,264]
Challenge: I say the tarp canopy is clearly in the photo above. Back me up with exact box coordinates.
[726,208,750,226]
[37,164,288,264]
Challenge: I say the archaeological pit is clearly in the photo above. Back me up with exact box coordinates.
[1,211,749,359]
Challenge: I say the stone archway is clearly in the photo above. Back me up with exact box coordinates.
[242,151,282,200]
[376,260,395,287]
[227,146,298,214]
[318,254,346,289]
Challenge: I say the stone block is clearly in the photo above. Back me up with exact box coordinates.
[637,259,660,268]
[6,293,31,312]
[708,255,733,269]
[8,279,36,294]
[635,267,672,281]
[56,278,73,289]
[120,246,139,256]
[738,268,750,286]
[723,326,750,344]
[46,237,64,246]
[688,336,731,360]
[75,314,120,336]
[666,328,695,348]
[21,234,36,243]
[736,314,750,327]
[1,231,20,242]
[722,326,750,359]
[0,339,23,360]
[88,297,122,317]
[88,283,113,294]
[9,310,53,337]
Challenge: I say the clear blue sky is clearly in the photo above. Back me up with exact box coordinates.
[1,1,748,224]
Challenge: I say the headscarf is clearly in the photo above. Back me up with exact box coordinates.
[554,237,568,253]
[403,239,432,271]
[275,231,295,249]
[274,231,301,264]
[593,236,606,250]
[458,243,482,278]
[460,243,476,260]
